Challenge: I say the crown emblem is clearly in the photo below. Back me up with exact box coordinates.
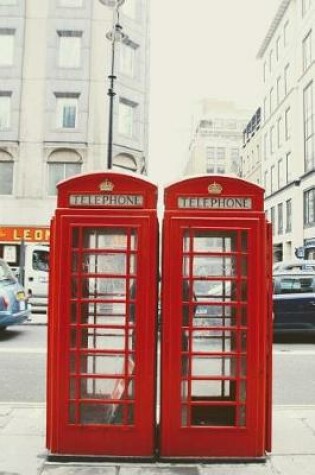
[208,182,223,195]
[99,179,114,192]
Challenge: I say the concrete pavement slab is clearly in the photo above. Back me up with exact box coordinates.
[273,408,315,454]
[2,406,45,436]
[271,455,315,475]
[199,462,275,475]
[119,466,199,475]
[41,464,117,475]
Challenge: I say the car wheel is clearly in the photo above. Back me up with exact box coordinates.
[0,326,7,332]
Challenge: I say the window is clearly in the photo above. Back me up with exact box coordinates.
[0,161,13,194]
[284,21,289,47]
[284,64,290,95]
[56,94,79,128]
[264,97,268,122]
[206,147,215,160]
[264,170,269,194]
[303,30,312,72]
[275,275,314,294]
[263,62,267,82]
[0,93,11,129]
[278,203,283,234]
[278,158,284,188]
[271,207,276,235]
[264,133,268,160]
[118,99,136,137]
[270,88,274,114]
[271,165,276,193]
[277,117,283,148]
[285,107,291,140]
[119,42,136,77]
[121,0,136,19]
[256,144,260,163]
[269,49,274,72]
[58,31,82,68]
[230,147,239,173]
[216,147,225,160]
[270,126,275,154]
[59,0,83,6]
[286,151,292,183]
[303,82,315,172]
[48,162,81,196]
[277,76,282,105]
[304,188,315,225]
[286,199,292,232]
[302,0,311,17]
[0,29,15,66]
[276,36,282,60]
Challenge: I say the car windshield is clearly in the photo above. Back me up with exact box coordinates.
[0,260,16,282]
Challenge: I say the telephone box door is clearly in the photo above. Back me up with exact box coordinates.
[51,215,157,456]
[160,216,270,458]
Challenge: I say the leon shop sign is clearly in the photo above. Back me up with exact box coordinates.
[0,227,50,243]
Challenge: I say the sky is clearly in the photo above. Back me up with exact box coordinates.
[148,0,282,185]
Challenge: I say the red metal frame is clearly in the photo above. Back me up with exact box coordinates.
[160,176,272,459]
[47,173,158,457]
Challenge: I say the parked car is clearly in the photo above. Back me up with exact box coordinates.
[0,258,31,331]
[273,259,315,273]
[273,271,315,336]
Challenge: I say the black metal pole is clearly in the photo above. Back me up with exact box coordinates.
[107,34,116,170]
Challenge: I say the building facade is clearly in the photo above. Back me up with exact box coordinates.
[184,99,249,177]
[242,0,315,261]
[0,0,150,267]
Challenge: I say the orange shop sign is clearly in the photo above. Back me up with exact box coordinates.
[0,226,50,243]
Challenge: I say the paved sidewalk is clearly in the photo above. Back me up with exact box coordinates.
[0,403,314,475]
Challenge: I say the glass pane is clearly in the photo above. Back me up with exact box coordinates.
[80,253,128,275]
[183,330,237,353]
[193,280,237,301]
[239,405,246,426]
[78,403,134,425]
[241,232,248,251]
[188,405,236,427]
[193,231,237,252]
[190,355,247,377]
[79,377,134,400]
[70,327,135,351]
[194,305,237,327]
[191,380,233,398]
[70,354,127,376]
[192,256,237,277]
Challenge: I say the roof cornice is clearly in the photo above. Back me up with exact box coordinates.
[256,0,291,59]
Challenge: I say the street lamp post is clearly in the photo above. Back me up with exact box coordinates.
[99,0,128,170]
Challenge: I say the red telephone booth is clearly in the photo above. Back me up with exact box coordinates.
[46,172,158,458]
[160,176,272,460]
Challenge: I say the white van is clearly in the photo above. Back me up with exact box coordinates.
[22,244,49,313]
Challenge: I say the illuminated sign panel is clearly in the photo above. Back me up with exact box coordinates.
[178,196,252,210]
[69,194,144,208]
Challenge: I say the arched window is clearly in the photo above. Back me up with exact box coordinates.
[47,149,82,196]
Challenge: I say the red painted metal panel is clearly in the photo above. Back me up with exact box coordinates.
[47,173,158,458]
[160,217,269,457]
[160,176,271,459]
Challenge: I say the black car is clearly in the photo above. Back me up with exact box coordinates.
[273,272,315,336]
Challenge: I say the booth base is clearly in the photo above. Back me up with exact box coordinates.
[46,453,268,464]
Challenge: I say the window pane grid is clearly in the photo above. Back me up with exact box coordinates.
[181,229,248,428]
[69,226,137,426]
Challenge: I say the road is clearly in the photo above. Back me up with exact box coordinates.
[0,323,314,405]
